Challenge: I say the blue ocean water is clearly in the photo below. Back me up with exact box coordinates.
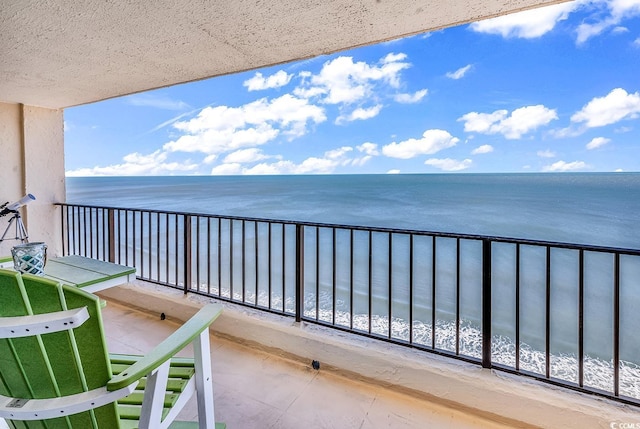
[66,173,640,249]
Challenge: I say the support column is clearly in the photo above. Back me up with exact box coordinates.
[0,102,65,257]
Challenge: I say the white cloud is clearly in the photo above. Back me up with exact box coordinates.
[203,154,218,164]
[460,110,508,133]
[382,53,407,63]
[209,145,375,175]
[336,104,383,124]
[164,94,326,155]
[471,144,493,155]
[470,2,578,38]
[537,149,556,158]
[382,129,459,159]
[446,65,472,80]
[66,150,198,176]
[211,163,243,175]
[634,37,640,46]
[577,0,640,44]
[459,105,558,139]
[294,54,411,105]
[586,136,611,150]
[425,158,473,171]
[571,88,640,128]
[223,148,271,163]
[387,169,401,174]
[357,142,379,156]
[394,89,428,104]
[243,70,293,91]
[126,94,190,110]
[542,160,589,172]
[325,146,353,160]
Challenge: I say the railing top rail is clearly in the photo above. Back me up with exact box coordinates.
[56,202,640,256]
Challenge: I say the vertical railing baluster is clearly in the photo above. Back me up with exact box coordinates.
[60,205,66,256]
[125,210,130,267]
[255,221,259,306]
[196,216,201,291]
[350,229,354,330]
[139,210,144,278]
[432,236,436,349]
[482,239,492,369]
[184,214,192,294]
[242,220,246,303]
[207,217,212,295]
[368,230,373,335]
[546,246,551,379]
[165,213,170,283]
[295,224,304,323]
[83,207,88,257]
[388,232,393,339]
[147,212,152,280]
[456,238,461,355]
[268,222,272,310]
[156,212,160,283]
[333,228,337,326]
[117,209,122,264]
[174,214,178,286]
[133,210,137,269]
[216,218,221,296]
[108,208,115,263]
[315,227,320,321]
[614,252,620,397]
[578,249,584,387]
[71,206,77,254]
[409,234,414,345]
[230,219,234,300]
[88,208,94,258]
[282,224,286,313]
[515,243,521,371]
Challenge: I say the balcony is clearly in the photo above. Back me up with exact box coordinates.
[95,299,540,428]
[52,202,640,427]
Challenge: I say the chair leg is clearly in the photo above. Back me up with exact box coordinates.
[193,329,215,429]
[139,360,171,429]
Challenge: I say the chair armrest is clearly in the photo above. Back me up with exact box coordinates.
[106,304,223,391]
[0,384,137,420]
[0,307,89,338]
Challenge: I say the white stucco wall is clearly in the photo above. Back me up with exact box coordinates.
[0,102,65,257]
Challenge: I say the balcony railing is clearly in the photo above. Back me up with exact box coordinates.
[57,203,640,406]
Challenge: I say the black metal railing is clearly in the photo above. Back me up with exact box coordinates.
[57,203,640,406]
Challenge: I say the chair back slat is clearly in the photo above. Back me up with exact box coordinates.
[0,269,121,428]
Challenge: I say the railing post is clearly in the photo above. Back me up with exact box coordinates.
[184,214,192,294]
[295,224,304,322]
[107,208,116,263]
[482,239,492,369]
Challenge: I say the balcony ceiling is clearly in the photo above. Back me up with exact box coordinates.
[1,0,568,109]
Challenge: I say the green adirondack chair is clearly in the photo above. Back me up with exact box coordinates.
[0,269,226,429]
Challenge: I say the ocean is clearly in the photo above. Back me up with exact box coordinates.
[66,173,640,396]
[66,173,640,249]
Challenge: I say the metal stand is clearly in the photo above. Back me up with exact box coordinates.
[0,211,29,244]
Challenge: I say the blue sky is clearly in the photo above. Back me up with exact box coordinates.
[64,0,640,176]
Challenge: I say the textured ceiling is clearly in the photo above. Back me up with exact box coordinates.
[1,0,568,109]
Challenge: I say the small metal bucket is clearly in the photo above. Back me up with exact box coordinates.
[11,242,48,276]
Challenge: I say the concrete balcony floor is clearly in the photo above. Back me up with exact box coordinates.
[100,300,514,429]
